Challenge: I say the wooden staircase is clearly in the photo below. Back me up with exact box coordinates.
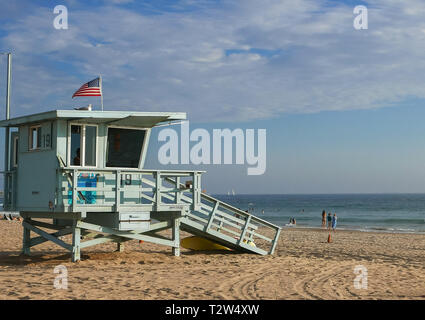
[145,177,282,255]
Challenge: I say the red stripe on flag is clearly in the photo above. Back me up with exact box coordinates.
[72,78,102,98]
[74,89,101,93]
[74,91,101,94]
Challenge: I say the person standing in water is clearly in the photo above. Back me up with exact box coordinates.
[327,212,332,230]
[321,210,326,228]
[332,213,338,232]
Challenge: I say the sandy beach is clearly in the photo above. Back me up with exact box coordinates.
[0,219,424,300]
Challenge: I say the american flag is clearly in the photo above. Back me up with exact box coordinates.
[72,77,102,98]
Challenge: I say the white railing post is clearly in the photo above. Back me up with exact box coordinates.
[155,172,162,211]
[238,215,252,246]
[72,169,78,212]
[206,201,219,232]
[56,169,60,210]
[175,176,181,204]
[269,228,281,255]
[172,217,181,256]
[115,170,121,212]
[191,172,201,211]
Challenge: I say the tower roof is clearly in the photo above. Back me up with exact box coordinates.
[0,109,186,128]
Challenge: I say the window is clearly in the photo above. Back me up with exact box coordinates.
[70,125,81,165]
[13,136,18,167]
[69,124,97,167]
[85,126,97,166]
[29,126,41,150]
[106,128,146,168]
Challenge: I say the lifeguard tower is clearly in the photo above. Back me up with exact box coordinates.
[0,109,281,261]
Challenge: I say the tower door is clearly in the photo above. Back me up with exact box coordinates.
[6,132,19,209]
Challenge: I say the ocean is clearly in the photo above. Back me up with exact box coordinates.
[1,194,425,234]
[213,194,425,234]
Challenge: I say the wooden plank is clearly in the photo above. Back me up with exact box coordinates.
[172,218,180,256]
[199,192,280,229]
[80,235,117,249]
[76,221,175,247]
[209,211,247,232]
[179,217,205,231]
[72,187,114,192]
[177,188,277,250]
[269,228,282,255]
[23,221,72,251]
[207,228,267,255]
[57,156,86,202]
[145,220,171,232]
[181,222,267,255]
[155,172,161,210]
[81,231,98,239]
[185,212,209,225]
[249,231,273,243]
[179,192,254,228]
[115,170,121,212]
[30,220,67,231]
[238,216,252,246]
[29,228,73,248]
[175,177,181,204]
[22,218,31,255]
[60,167,205,174]
[206,201,219,231]
[151,211,182,220]
[208,222,242,238]
[197,206,260,237]
[72,169,78,210]
[20,212,85,219]
[186,212,240,237]
[72,224,81,262]
[183,215,240,239]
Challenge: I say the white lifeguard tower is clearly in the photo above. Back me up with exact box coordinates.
[0,109,281,261]
[0,55,280,262]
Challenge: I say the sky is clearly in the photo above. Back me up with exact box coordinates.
[1,0,425,194]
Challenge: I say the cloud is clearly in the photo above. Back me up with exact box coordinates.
[1,0,425,122]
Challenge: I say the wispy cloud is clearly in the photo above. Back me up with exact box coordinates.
[1,0,425,121]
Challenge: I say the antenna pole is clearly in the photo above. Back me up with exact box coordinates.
[5,53,11,120]
[3,53,11,207]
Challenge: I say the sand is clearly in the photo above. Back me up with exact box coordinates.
[0,219,424,300]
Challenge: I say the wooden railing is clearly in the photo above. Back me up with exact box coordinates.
[57,167,281,255]
[152,177,282,255]
[57,168,204,213]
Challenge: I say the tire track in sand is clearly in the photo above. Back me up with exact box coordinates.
[292,262,354,300]
[217,268,278,300]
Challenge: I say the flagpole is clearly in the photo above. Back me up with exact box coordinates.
[100,74,104,111]
[1,52,11,208]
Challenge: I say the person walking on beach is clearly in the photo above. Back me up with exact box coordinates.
[332,213,337,232]
[327,212,332,230]
[321,210,326,228]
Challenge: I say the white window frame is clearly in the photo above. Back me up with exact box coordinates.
[29,125,42,151]
[105,125,150,170]
[67,122,99,168]
[12,135,19,167]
